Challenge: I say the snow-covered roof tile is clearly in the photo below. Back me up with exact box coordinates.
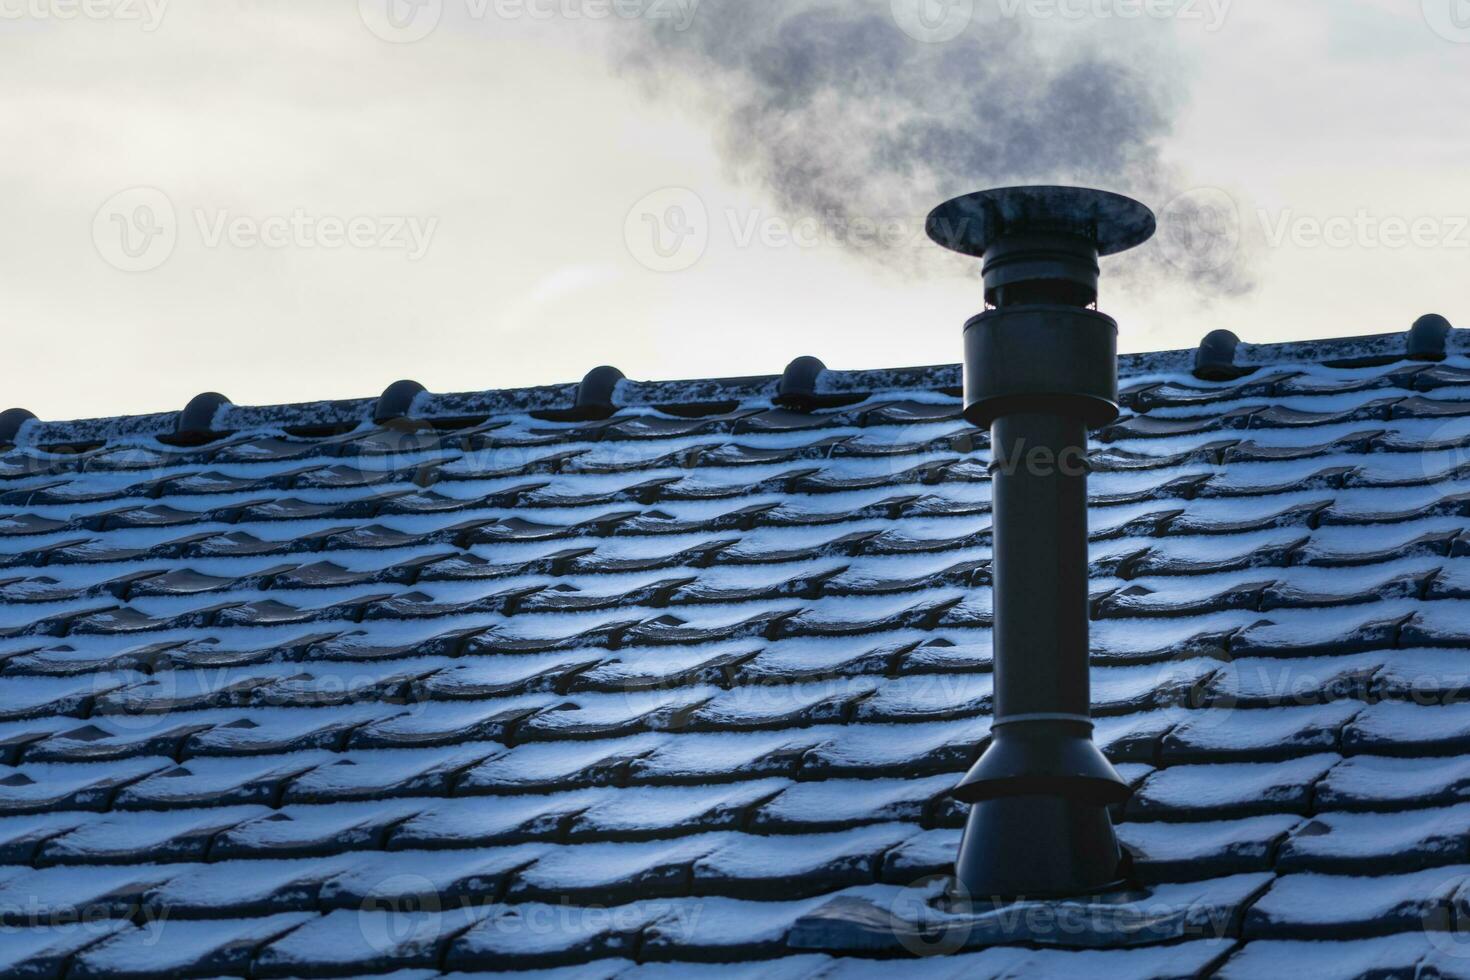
[3,333,1470,974]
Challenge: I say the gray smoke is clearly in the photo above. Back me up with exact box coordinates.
[616,0,1253,297]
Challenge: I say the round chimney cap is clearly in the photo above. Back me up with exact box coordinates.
[374,379,428,424]
[573,366,626,420]
[1195,329,1244,381]
[178,392,232,435]
[0,408,36,444]
[1409,314,1453,360]
[927,185,1156,259]
[776,356,827,409]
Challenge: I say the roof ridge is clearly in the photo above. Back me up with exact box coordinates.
[4,327,1460,448]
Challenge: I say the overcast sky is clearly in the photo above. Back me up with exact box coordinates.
[2,0,1468,421]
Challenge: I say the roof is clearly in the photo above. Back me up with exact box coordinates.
[3,328,1470,978]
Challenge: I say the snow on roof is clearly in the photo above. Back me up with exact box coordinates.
[1,329,1470,975]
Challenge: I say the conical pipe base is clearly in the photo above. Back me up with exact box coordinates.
[951,722,1131,805]
[954,795,1126,901]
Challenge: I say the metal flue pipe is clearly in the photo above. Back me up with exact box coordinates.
[927,186,1157,898]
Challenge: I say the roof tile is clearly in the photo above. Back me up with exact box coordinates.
[4,341,1470,973]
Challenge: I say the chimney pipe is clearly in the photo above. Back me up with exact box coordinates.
[927,186,1156,899]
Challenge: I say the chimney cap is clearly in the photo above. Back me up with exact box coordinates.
[573,366,625,420]
[178,392,231,436]
[0,408,36,444]
[1195,329,1244,381]
[1409,313,1453,360]
[374,380,427,424]
[927,185,1156,259]
[775,356,827,409]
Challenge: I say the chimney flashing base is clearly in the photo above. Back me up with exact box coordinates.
[955,795,1127,901]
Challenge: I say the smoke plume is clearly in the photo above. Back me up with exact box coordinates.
[616,0,1253,297]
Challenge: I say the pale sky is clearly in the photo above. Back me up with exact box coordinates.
[2,0,1468,421]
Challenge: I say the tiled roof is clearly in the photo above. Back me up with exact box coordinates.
[3,332,1470,977]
